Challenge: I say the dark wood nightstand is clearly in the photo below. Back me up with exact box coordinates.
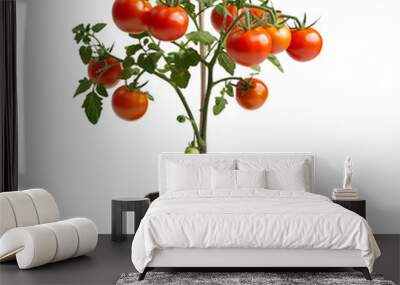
[332,199,366,219]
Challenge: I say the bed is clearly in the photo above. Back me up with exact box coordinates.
[131,153,380,280]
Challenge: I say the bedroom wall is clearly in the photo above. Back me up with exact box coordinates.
[16,0,400,233]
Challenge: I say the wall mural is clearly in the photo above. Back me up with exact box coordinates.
[72,0,322,153]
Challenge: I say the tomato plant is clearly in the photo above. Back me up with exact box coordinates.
[72,1,321,153]
[236,78,268,110]
[112,0,152,34]
[112,86,149,121]
[147,5,189,41]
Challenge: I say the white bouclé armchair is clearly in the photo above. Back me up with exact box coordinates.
[0,189,98,269]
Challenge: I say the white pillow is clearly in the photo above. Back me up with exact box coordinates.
[237,159,310,191]
[167,162,211,191]
[267,163,306,191]
[211,168,237,190]
[236,169,268,189]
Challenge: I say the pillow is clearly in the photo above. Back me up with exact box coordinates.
[236,169,268,189]
[167,162,211,191]
[211,168,237,190]
[237,159,310,191]
[266,165,306,191]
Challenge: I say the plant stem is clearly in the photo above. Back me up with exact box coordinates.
[153,71,202,148]
[198,0,207,153]
[279,14,303,28]
[199,65,213,153]
[213,76,242,86]
[199,13,246,148]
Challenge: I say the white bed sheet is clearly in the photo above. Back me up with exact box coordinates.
[131,190,380,273]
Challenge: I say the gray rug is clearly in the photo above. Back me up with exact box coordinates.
[116,272,396,285]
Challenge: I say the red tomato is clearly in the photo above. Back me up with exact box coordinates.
[147,5,189,41]
[248,7,266,19]
[112,86,148,121]
[211,5,238,32]
[287,28,323,62]
[112,0,152,34]
[88,57,122,88]
[226,27,272,67]
[265,25,291,54]
[236,78,269,110]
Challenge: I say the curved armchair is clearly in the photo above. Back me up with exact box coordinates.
[0,189,97,269]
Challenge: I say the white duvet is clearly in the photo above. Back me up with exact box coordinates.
[131,190,380,273]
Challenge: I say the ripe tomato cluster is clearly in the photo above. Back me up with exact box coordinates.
[212,5,323,66]
[98,0,192,121]
[112,0,188,41]
[210,4,322,110]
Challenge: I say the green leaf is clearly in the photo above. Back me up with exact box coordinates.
[225,84,234,97]
[170,69,190,89]
[96,84,108,97]
[137,52,162,73]
[74,78,92,97]
[268,55,284,72]
[129,31,149,39]
[171,48,200,70]
[74,32,84,44]
[82,35,91,44]
[147,43,159,51]
[250,65,261,72]
[186,31,216,46]
[125,44,142,56]
[123,57,135,68]
[72,24,84,34]
[182,48,201,67]
[202,0,216,7]
[218,52,235,75]
[213,96,228,115]
[82,92,103,124]
[180,0,195,14]
[176,115,186,123]
[79,46,92,65]
[91,23,107,33]
[234,0,246,9]
[120,68,135,80]
[145,92,154,101]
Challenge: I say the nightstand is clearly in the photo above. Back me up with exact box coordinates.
[111,197,150,242]
[332,199,366,219]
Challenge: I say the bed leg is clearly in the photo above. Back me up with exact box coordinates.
[138,268,148,281]
[354,267,371,280]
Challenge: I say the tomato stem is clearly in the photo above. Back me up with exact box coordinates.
[281,14,303,29]
[213,76,242,86]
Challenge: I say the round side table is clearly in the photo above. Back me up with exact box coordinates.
[111,197,150,242]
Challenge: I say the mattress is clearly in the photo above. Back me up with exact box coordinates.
[131,189,380,273]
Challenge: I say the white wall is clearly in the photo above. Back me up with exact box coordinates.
[16,0,400,234]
